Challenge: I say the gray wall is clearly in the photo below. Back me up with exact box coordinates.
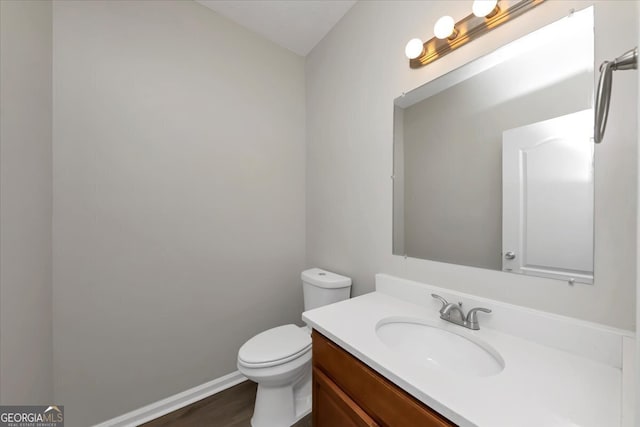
[392,106,404,256]
[52,1,305,425]
[636,3,640,418]
[306,0,637,330]
[402,67,591,270]
[0,0,53,405]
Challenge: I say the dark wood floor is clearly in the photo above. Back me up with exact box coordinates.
[142,380,312,427]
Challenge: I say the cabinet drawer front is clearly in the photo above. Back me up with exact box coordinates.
[312,331,456,427]
[313,367,380,427]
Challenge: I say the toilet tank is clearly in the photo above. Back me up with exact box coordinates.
[302,268,352,311]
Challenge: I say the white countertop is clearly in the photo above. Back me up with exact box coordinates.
[302,290,623,427]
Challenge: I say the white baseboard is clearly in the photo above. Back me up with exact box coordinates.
[93,371,247,427]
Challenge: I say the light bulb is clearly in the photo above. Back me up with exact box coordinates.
[434,16,456,40]
[472,0,499,18]
[404,38,424,59]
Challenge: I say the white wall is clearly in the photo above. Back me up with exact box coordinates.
[52,1,305,426]
[0,0,53,405]
[306,0,637,330]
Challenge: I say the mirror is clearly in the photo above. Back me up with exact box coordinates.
[393,7,595,284]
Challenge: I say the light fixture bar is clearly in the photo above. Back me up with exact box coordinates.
[410,0,545,69]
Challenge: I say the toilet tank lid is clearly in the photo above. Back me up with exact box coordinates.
[301,268,351,289]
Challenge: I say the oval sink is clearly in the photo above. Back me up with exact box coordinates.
[376,317,504,377]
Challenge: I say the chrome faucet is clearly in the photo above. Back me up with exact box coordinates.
[431,294,491,330]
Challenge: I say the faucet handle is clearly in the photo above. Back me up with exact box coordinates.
[431,294,449,314]
[465,307,492,330]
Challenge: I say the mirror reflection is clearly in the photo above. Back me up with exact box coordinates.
[393,7,595,284]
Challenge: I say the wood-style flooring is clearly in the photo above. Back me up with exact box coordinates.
[142,380,312,427]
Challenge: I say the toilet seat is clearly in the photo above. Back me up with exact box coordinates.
[238,324,311,368]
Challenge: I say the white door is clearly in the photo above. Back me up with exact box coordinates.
[502,109,594,284]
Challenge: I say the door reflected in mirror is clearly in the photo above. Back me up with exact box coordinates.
[393,7,595,284]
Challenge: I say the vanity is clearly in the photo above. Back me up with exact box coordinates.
[303,274,634,427]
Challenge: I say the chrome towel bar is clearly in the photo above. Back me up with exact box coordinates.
[594,47,637,144]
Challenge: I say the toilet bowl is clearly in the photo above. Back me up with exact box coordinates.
[238,325,312,427]
[237,268,352,427]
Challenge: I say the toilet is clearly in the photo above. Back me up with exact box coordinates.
[237,268,352,427]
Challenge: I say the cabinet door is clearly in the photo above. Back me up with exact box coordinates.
[313,367,379,427]
[312,331,456,427]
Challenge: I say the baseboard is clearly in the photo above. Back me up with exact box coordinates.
[93,371,247,427]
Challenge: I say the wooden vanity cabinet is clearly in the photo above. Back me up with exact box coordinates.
[312,330,456,427]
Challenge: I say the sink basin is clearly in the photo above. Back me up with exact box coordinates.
[376,317,505,377]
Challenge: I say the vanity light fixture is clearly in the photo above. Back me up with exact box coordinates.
[406,0,545,68]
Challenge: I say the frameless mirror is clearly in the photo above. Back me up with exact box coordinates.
[393,7,595,284]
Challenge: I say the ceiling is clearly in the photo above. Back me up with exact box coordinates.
[196,0,356,56]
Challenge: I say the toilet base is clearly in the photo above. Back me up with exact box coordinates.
[250,368,311,427]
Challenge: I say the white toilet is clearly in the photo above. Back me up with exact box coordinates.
[237,268,352,427]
